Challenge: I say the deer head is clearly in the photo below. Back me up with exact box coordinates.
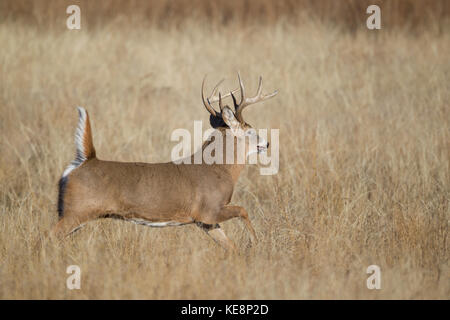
[201,73,278,157]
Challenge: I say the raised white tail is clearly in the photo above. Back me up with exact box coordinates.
[62,107,96,178]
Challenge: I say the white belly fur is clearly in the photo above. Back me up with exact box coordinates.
[127,219,186,228]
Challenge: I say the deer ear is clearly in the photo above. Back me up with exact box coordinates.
[221,107,241,130]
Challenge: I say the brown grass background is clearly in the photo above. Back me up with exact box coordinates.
[0,0,449,299]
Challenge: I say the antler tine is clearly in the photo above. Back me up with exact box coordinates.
[208,86,240,103]
[210,79,224,100]
[231,90,238,109]
[256,76,263,96]
[202,76,239,107]
[237,71,245,105]
[246,77,278,104]
[202,75,218,117]
[234,73,278,123]
[218,92,224,112]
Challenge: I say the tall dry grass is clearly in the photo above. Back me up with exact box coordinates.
[2,0,450,31]
[0,1,449,299]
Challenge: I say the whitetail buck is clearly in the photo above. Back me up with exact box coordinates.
[54,73,277,251]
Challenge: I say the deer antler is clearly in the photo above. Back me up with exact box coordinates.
[231,72,278,123]
[202,76,239,117]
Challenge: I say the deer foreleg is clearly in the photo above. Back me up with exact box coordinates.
[196,222,236,252]
[215,206,258,243]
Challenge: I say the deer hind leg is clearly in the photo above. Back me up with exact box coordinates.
[51,211,97,240]
[196,222,236,252]
[214,206,258,243]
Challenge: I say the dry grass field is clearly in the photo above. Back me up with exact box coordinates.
[0,1,449,299]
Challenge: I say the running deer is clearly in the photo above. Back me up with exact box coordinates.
[53,73,277,251]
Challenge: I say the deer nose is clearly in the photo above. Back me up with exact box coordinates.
[266,142,270,148]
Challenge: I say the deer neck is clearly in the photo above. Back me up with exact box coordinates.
[222,163,245,184]
[188,130,246,184]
